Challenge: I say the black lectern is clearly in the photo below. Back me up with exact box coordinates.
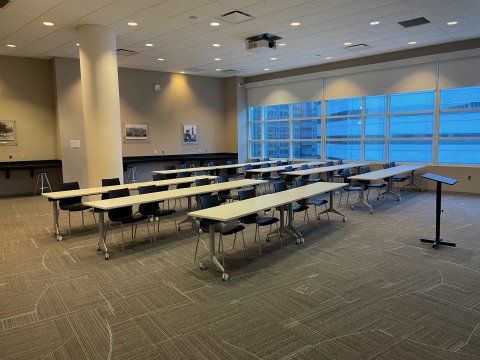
[420,173,458,248]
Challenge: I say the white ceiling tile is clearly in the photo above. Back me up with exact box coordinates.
[116,0,166,9]
[79,2,145,25]
[149,0,210,17]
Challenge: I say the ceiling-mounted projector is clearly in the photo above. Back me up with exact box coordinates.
[245,33,282,53]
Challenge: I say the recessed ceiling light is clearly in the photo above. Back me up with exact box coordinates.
[278,43,286,46]
[145,43,153,47]
[325,56,332,60]
[127,22,138,26]
[189,15,198,20]
[157,58,164,61]
[369,21,380,26]
[264,68,270,71]
[270,57,277,60]
[214,57,221,61]
[291,22,301,26]
[210,22,220,27]
[344,42,352,46]
[43,21,55,26]
[447,21,458,26]
[215,68,221,71]
[75,43,79,47]
[180,71,186,74]
[6,44,16,48]
[212,43,220,47]
[408,41,417,45]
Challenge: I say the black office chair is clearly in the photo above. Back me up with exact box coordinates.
[107,188,149,251]
[225,160,241,179]
[195,178,213,207]
[238,189,280,253]
[164,165,176,179]
[174,181,193,212]
[338,169,362,205]
[244,164,254,179]
[294,178,330,228]
[360,166,386,200]
[58,181,94,234]
[282,165,296,188]
[332,159,345,182]
[101,177,121,199]
[176,171,189,178]
[152,173,167,181]
[138,185,178,241]
[194,195,247,266]
[273,182,311,231]
[217,175,238,202]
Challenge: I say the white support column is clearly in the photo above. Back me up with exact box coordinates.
[78,24,123,187]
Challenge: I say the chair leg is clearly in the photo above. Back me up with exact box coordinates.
[325,203,330,224]
[346,192,350,204]
[173,213,179,240]
[338,191,343,206]
[81,210,85,228]
[121,224,125,251]
[276,223,282,248]
[240,231,248,259]
[92,210,97,224]
[305,210,311,232]
[68,212,72,234]
[194,232,201,260]
[232,232,237,248]
[256,225,262,255]
[220,234,225,268]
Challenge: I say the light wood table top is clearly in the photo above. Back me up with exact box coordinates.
[246,161,325,174]
[348,165,424,181]
[284,163,366,176]
[153,160,285,175]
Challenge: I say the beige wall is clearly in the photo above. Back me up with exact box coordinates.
[119,67,225,156]
[0,56,57,162]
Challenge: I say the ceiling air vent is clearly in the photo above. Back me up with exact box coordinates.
[398,17,430,28]
[345,43,370,51]
[222,69,241,74]
[0,0,10,9]
[117,49,138,56]
[185,67,205,73]
[221,10,252,24]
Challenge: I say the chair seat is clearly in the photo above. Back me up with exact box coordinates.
[112,213,148,224]
[293,204,309,213]
[307,178,323,183]
[309,199,328,206]
[60,203,91,212]
[393,175,409,182]
[343,185,362,191]
[239,213,257,224]
[256,216,279,226]
[148,209,176,217]
[368,183,386,188]
[269,175,282,181]
[218,193,239,201]
[219,223,245,236]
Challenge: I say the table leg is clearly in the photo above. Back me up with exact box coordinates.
[267,205,301,244]
[378,177,401,201]
[177,196,198,230]
[199,224,228,280]
[96,211,110,260]
[407,170,423,192]
[318,190,347,221]
[286,203,304,244]
[350,181,374,214]
[52,200,63,240]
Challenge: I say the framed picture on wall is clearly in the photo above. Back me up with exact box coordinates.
[182,124,198,144]
[0,120,17,146]
[124,123,148,141]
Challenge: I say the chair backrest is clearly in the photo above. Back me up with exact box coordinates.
[152,173,167,181]
[261,163,270,168]
[238,189,256,201]
[360,166,371,174]
[226,160,234,165]
[164,165,175,170]
[276,160,283,165]
[199,194,220,209]
[342,168,351,179]
[107,188,132,221]
[138,185,159,214]
[176,181,192,189]
[180,164,188,169]
[295,178,308,187]
[285,165,293,172]
[156,185,169,192]
[325,161,334,166]
[59,181,82,206]
[176,172,189,178]
[337,159,343,165]
[102,178,120,186]
[195,178,211,187]
[245,164,253,179]
[263,157,270,161]
[302,164,309,170]
[274,182,288,193]
[217,175,229,183]
[389,161,396,167]
[383,162,391,169]
[251,158,259,163]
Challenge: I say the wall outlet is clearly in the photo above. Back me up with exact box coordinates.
[162,150,165,154]
[468,175,471,180]
[8,154,12,159]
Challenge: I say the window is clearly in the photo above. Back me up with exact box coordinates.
[292,141,321,159]
[438,86,480,164]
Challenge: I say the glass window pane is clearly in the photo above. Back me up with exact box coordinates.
[264,121,289,140]
[292,101,322,118]
[249,142,262,158]
[389,91,435,112]
[439,111,480,137]
[440,86,480,110]
[249,106,262,121]
[364,141,385,162]
[326,98,362,116]
[364,116,385,138]
[292,119,321,139]
[249,121,262,140]
[389,114,433,138]
[263,104,290,120]
[438,140,480,164]
[388,140,432,163]
[264,142,290,158]
[365,95,386,114]
[292,141,320,159]
[326,117,361,139]
[326,141,360,160]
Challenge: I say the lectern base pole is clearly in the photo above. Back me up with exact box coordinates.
[420,238,456,248]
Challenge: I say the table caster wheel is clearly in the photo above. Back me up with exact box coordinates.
[96,244,101,251]
[369,210,374,214]
[397,198,400,202]
[296,238,301,245]
[300,238,305,244]
[377,197,380,200]
[343,217,347,222]
[199,261,208,270]
[155,216,159,222]
[104,253,110,260]
[56,235,63,241]
[149,217,154,223]
[222,273,229,281]
[351,205,355,210]
[177,226,181,231]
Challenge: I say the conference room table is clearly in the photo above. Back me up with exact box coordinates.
[153,160,287,176]
[42,175,216,241]
[283,163,367,221]
[84,179,267,260]
[246,161,326,175]
[348,165,425,213]
[188,181,347,280]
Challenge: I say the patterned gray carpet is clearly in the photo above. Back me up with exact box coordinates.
[0,189,480,360]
